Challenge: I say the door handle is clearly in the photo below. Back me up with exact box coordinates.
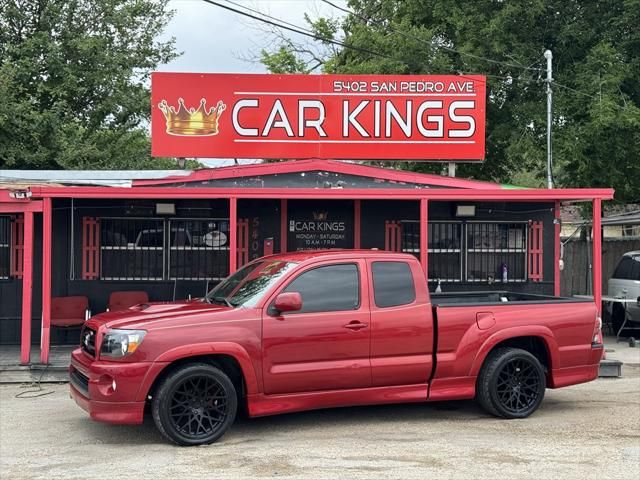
[344,321,368,330]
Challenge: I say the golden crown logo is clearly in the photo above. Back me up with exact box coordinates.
[158,98,226,136]
[312,211,329,221]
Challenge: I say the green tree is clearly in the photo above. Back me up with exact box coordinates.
[0,0,179,169]
[262,0,640,202]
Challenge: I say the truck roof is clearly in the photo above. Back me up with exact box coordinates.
[260,249,418,263]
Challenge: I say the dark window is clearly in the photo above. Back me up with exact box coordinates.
[168,219,230,280]
[399,221,527,284]
[466,222,527,283]
[400,221,463,282]
[613,255,640,281]
[283,263,359,314]
[0,216,9,279]
[427,222,462,283]
[372,261,416,308]
[97,217,230,281]
[100,218,164,280]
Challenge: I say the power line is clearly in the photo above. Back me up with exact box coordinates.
[554,82,630,111]
[203,0,538,86]
[201,0,397,61]
[320,0,631,109]
[320,0,544,72]
[207,0,630,110]
[224,0,322,37]
[554,82,602,100]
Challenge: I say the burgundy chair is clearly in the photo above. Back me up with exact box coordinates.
[107,291,149,311]
[51,296,90,328]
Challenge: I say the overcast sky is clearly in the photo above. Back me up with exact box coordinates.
[158,0,347,74]
[157,1,346,166]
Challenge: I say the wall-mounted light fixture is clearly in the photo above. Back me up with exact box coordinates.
[8,189,32,199]
[156,203,176,215]
[455,205,476,217]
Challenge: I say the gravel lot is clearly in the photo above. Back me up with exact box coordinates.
[1,365,639,480]
[0,366,640,480]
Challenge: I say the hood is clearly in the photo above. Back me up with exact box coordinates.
[85,299,232,332]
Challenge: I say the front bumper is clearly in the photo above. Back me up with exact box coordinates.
[69,348,154,425]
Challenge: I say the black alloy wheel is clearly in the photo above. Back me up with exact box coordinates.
[477,347,546,419]
[152,363,237,446]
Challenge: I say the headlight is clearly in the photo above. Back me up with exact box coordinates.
[100,329,146,358]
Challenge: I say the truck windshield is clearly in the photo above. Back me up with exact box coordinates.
[205,260,298,308]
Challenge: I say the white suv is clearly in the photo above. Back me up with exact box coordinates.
[608,251,640,333]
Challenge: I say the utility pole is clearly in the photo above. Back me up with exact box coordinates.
[447,162,456,177]
[544,49,553,189]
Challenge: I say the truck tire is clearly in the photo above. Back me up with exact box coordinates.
[152,363,238,446]
[476,347,546,419]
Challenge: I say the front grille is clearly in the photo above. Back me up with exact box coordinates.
[80,326,96,357]
[70,368,90,398]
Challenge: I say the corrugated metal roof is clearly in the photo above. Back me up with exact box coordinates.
[0,170,192,187]
[601,210,640,226]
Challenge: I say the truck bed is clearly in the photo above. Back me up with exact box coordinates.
[430,291,593,306]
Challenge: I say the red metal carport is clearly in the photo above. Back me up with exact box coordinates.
[0,160,613,365]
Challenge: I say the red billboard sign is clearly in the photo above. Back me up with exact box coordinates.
[151,73,486,160]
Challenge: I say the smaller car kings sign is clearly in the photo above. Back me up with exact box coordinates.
[151,72,486,160]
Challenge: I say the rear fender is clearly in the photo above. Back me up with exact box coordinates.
[469,326,559,377]
[136,342,260,401]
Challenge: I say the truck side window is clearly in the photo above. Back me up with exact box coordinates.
[372,261,416,308]
[283,263,359,314]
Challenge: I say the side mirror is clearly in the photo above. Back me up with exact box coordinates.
[273,292,302,314]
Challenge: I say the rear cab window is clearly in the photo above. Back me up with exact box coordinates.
[371,261,416,308]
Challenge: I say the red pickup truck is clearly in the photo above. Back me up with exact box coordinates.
[70,250,604,445]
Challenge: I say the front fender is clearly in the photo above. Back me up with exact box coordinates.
[136,342,260,401]
[468,326,559,378]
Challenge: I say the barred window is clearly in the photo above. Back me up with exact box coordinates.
[428,222,463,283]
[401,221,463,283]
[0,216,9,279]
[168,219,230,280]
[100,218,165,280]
[97,217,230,281]
[400,220,528,284]
[466,222,527,282]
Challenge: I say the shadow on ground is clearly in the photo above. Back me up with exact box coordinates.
[67,392,593,446]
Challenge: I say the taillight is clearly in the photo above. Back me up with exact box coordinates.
[593,316,603,344]
[593,316,605,358]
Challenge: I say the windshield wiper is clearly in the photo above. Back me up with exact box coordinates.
[210,296,234,308]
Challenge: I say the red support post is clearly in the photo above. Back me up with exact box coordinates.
[229,197,237,274]
[554,201,561,296]
[20,211,34,365]
[593,198,602,314]
[280,199,288,253]
[354,200,361,249]
[420,199,428,282]
[40,198,52,364]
